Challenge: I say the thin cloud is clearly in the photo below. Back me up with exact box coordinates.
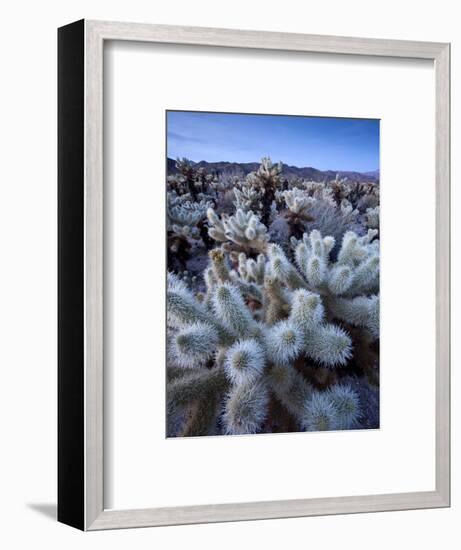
[167,131,206,144]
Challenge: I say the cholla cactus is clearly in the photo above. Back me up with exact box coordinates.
[166,154,379,437]
[223,380,270,435]
[207,207,269,257]
[168,158,219,204]
[174,270,197,289]
[276,186,362,247]
[167,225,377,437]
[328,384,361,429]
[224,339,265,385]
[244,157,284,225]
[172,158,207,199]
[254,157,283,181]
[237,252,266,285]
[233,182,263,213]
[303,391,340,431]
[167,192,210,234]
[297,228,378,318]
[167,192,212,267]
[340,198,357,217]
[282,188,316,216]
[329,178,379,211]
[357,187,379,212]
[366,206,380,229]
[168,158,199,199]
[278,188,316,238]
[302,180,337,206]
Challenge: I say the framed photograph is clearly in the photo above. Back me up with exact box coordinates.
[58,20,450,530]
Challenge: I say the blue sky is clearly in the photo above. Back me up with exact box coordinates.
[167,111,379,172]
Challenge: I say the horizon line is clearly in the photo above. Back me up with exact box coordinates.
[167,156,379,175]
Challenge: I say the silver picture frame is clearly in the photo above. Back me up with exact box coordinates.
[58,19,450,530]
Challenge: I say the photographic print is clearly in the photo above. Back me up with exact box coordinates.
[166,111,380,437]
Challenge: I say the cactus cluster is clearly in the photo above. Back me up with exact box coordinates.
[366,206,380,230]
[168,158,219,200]
[207,207,269,258]
[166,157,379,436]
[233,181,263,213]
[167,191,213,268]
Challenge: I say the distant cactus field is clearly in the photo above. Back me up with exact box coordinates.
[166,112,380,437]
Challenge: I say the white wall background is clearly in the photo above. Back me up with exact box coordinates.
[0,0,458,548]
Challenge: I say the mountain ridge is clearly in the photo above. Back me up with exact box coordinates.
[167,158,379,183]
